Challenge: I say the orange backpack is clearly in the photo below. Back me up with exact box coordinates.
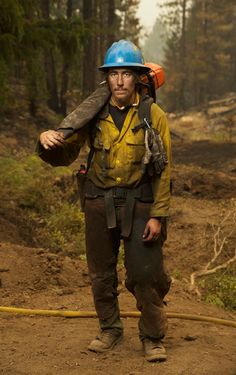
[144,63,165,88]
[141,63,165,101]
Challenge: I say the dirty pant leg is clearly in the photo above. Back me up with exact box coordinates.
[123,201,171,341]
[84,197,123,332]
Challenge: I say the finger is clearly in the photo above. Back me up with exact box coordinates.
[42,143,54,150]
[42,139,58,149]
[152,233,160,242]
[142,224,149,239]
[43,131,63,141]
[53,132,65,142]
[143,230,154,242]
[46,132,64,143]
[57,131,65,139]
[144,227,161,242]
[49,138,64,146]
[46,134,65,146]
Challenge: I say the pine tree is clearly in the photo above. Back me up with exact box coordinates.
[41,0,60,113]
[161,0,236,111]
[161,0,190,111]
[0,0,24,108]
[117,0,142,46]
[0,0,143,115]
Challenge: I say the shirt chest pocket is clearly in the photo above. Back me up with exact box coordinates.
[125,134,145,164]
[93,134,114,169]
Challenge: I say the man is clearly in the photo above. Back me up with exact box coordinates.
[37,40,172,362]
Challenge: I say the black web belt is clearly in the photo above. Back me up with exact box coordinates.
[84,180,153,238]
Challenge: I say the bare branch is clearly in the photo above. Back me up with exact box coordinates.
[190,208,236,296]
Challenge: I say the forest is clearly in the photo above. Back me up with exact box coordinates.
[0,0,235,116]
[0,2,235,374]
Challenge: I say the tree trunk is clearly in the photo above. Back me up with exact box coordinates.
[41,0,60,113]
[60,61,69,116]
[60,0,73,116]
[199,0,208,105]
[107,0,116,46]
[82,0,97,96]
[178,0,187,109]
[98,0,106,69]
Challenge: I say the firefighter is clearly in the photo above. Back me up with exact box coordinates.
[37,40,172,362]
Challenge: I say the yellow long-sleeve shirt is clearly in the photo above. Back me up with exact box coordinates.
[87,101,171,217]
[36,96,172,217]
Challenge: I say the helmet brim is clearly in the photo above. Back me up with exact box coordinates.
[98,62,151,73]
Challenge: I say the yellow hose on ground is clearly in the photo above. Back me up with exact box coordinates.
[0,306,235,328]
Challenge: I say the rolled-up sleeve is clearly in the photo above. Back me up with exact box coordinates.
[35,129,88,167]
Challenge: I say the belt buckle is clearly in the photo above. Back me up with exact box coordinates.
[113,187,127,200]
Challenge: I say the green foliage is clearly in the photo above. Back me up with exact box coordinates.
[0,154,85,254]
[0,58,10,109]
[0,0,25,109]
[31,202,85,253]
[0,0,143,114]
[0,0,86,113]
[201,268,236,311]
[0,33,17,63]
[118,0,142,45]
[56,16,85,60]
[0,0,24,39]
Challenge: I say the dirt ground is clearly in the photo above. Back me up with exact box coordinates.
[1,114,236,374]
[0,241,236,375]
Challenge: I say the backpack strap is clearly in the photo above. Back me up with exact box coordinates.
[132,95,154,133]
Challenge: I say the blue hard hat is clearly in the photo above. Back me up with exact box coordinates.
[99,40,150,72]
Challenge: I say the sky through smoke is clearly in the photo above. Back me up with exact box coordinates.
[137,0,160,33]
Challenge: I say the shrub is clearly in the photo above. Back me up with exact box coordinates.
[0,153,85,254]
[201,268,236,311]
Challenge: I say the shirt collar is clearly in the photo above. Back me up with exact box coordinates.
[98,93,140,120]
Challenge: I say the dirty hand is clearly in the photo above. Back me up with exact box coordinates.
[142,218,161,242]
[39,130,65,150]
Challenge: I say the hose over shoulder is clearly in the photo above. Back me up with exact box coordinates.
[57,83,111,132]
